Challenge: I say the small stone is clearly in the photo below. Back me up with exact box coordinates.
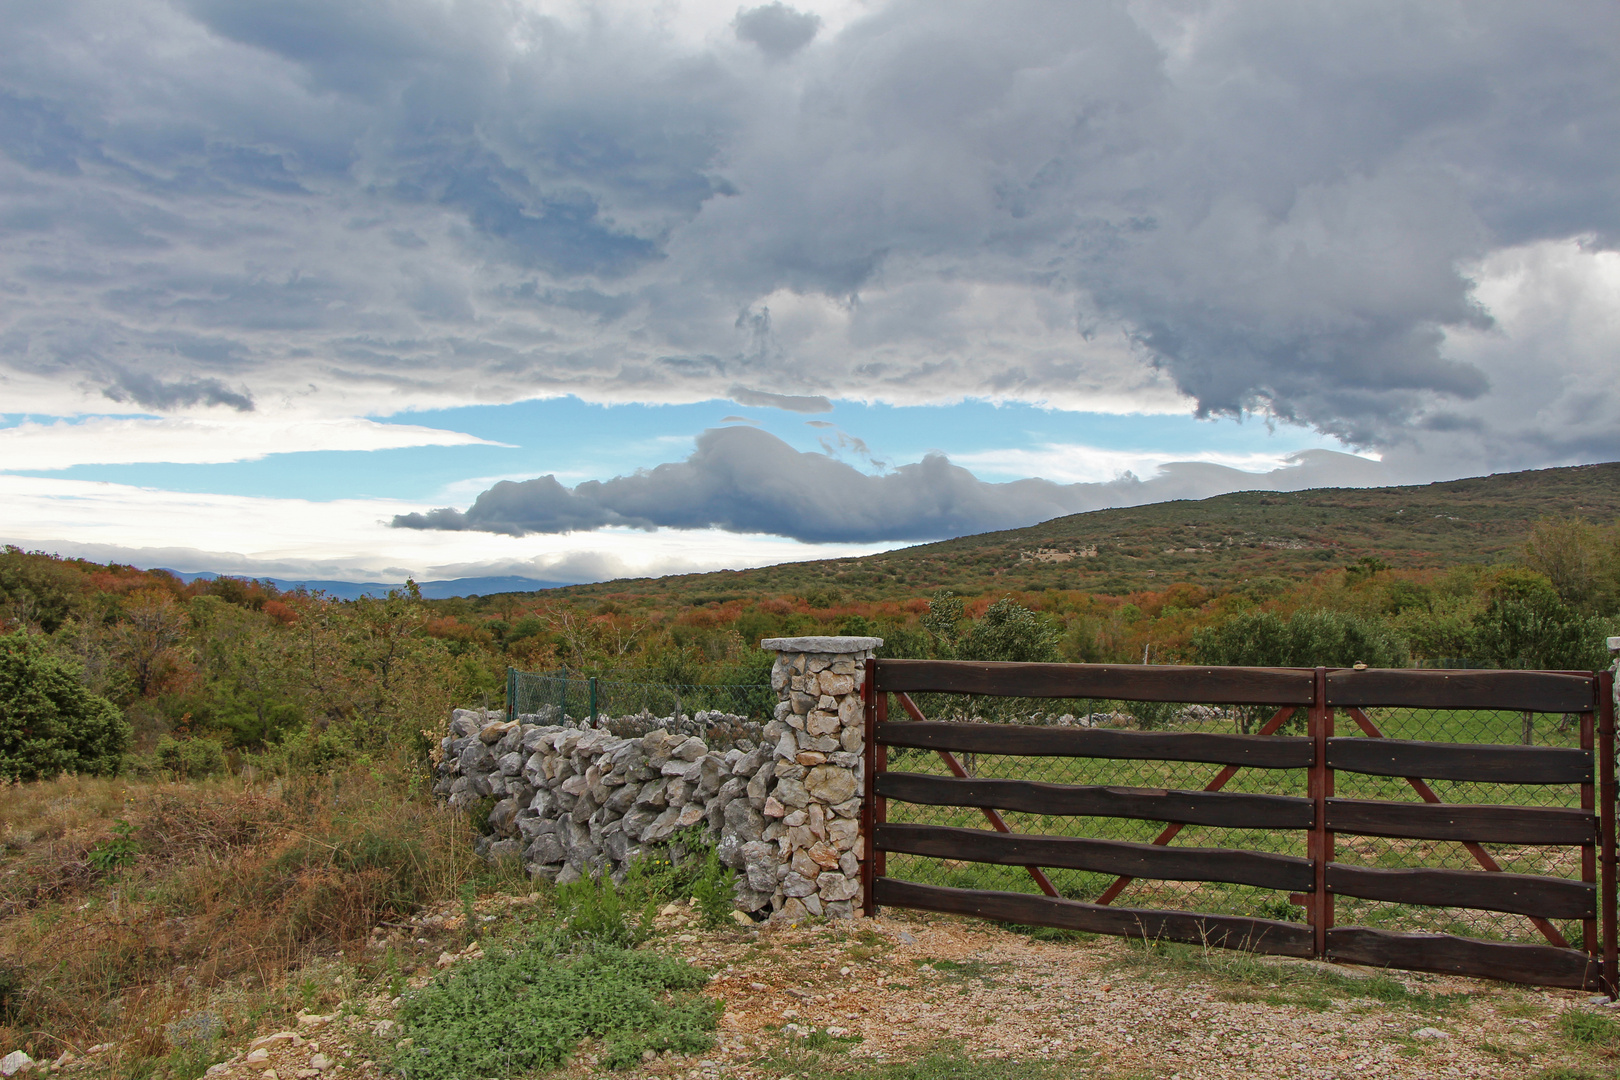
[731,910,755,926]
[245,1050,270,1065]
[308,1053,333,1071]
[1410,1028,1448,1041]
[262,1072,278,1080]
[0,1054,33,1077]
[804,765,856,804]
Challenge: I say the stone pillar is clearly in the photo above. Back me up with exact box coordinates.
[758,635,882,920]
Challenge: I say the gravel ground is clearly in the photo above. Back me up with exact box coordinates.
[191,897,1614,1080]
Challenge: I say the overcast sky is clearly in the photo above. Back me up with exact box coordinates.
[2,0,1616,584]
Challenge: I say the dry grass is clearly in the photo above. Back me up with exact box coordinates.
[0,768,491,1076]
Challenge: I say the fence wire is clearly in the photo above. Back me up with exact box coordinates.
[507,668,773,747]
[881,691,1596,946]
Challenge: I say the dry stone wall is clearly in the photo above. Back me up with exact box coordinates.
[434,636,880,919]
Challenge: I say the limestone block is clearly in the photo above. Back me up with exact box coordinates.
[497,752,524,777]
[673,736,708,762]
[830,796,862,818]
[790,848,821,879]
[839,726,864,754]
[790,690,817,715]
[524,833,566,865]
[816,872,859,902]
[763,795,787,818]
[604,782,641,814]
[675,802,706,828]
[805,710,840,737]
[719,795,761,839]
[782,809,807,828]
[636,779,669,808]
[560,774,588,797]
[451,709,482,737]
[487,838,522,862]
[781,871,819,898]
[804,765,856,804]
[807,841,841,869]
[640,807,682,843]
[838,696,863,727]
[839,851,859,876]
[742,841,778,892]
[620,806,658,841]
[827,818,858,851]
[796,750,827,767]
[778,896,809,921]
[774,776,810,808]
[819,671,855,697]
[785,824,815,850]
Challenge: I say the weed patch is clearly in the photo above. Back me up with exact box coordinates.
[1560,1009,1620,1049]
[395,941,716,1077]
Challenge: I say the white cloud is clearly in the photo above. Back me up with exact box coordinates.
[0,415,503,470]
[0,473,895,581]
[952,442,1362,485]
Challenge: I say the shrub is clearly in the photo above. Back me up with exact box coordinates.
[153,735,229,780]
[0,630,130,780]
[1190,608,1407,670]
[396,943,715,1078]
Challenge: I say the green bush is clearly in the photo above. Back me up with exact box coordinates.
[0,630,130,780]
[153,735,229,779]
[1190,608,1408,670]
[396,943,715,1077]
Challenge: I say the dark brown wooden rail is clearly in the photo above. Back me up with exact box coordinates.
[877,721,1314,768]
[876,771,1315,829]
[1325,926,1602,990]
[876,878,1316,957]
[1326,737,1591,784]
[864,657,1618,996]
[1325,865,1596,919]
[877,822,1315,892]
[1324,798,1595,845]
[1325,669,1595,713]
[874,659,1316,704]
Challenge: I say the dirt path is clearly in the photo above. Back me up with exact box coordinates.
[193,899,1609,1080]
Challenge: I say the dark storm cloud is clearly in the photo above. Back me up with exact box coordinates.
[728,386,833,413]
[735,4,822,60]
[392,425,1387,543]
[102,369,254,411]
[0,0,1616,472]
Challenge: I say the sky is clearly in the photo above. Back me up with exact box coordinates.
[1,0,1617,585]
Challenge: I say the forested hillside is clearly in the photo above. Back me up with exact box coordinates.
[3,464,1617,779]
[540,461,1620,603]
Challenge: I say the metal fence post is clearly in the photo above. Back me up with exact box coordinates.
[506,666,516,723]
[589,676,599,727]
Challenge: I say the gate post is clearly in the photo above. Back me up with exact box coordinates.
[760,636,884,920]
[1603,639,1619,993]
[1309,667,1334,959]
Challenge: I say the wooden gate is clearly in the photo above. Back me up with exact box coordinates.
[861,660,1618,993]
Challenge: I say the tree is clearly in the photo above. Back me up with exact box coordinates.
[1190,608,1407,670]
[957,598,1061,664]
[1523,518,1603,610]
[0,631,130,780]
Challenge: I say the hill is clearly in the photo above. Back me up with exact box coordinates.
[531,461,1620,604]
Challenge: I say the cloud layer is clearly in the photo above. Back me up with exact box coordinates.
[393,424,1388,543]
[1,0,1616,473]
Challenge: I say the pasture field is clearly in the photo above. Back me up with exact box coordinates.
[882,698,1595,946]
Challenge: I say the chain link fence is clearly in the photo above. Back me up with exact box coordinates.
[882,688,1598,947]
[506,668,773,749]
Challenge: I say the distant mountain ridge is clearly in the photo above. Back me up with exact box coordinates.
[162,571,576,601]
[528,460,1620,603]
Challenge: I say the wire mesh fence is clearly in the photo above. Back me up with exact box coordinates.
[879,687,1599,948]
[506,668,774,748]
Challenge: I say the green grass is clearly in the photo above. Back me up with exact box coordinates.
[395,941,717,1077]
[880,705,1591,942]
